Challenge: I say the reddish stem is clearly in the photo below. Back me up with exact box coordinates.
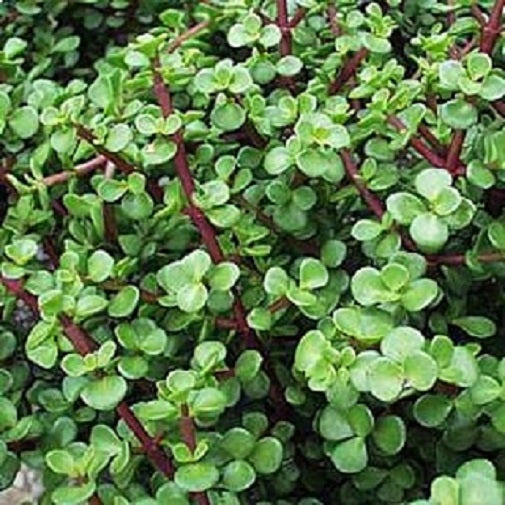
[268,296,290,313]
[0,278,174,478]
[446,130,465,174]
[471,5,487,26]
[341,149,385,219]
[42,156,106,186]
[277,0,292,56]
[329,48,369,95]
[167,21,210,53]
[179,405,209,505]
[289,7,306,28]
[493,100,505,116]
[328,3,340,35]
[75,125,135,174]
[151,64,289,420]
[418,124,447,157]
[388,116,458,170]
[480,0,504,53]
[427,251,504,266]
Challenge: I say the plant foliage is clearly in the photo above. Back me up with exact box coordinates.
[0,0,505,504]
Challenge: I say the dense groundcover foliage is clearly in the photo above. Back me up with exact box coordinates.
[1,0,505,503]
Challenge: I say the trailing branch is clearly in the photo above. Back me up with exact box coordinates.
[446,130,465,174]
[276,0,292,56]
[167,21,210,53]
[75,125,135,174]
[388,116,465,174]
[0,277,174,479]
[42,156,106,186]
[152,61,289,420]
[340,149,385,219]
[329,48,369,94]
[480,0,504,53]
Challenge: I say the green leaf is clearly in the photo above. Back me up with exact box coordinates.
[4,37,28,59]
[276,55,303,76]
[249,437,283,474]
[264,267,289,297]
[141,138,177,165]
[415,168,453,201]
[87,250,114,283]
[404,351,438,391]
[466,53,491,80]
[299,258,329,290]
[296,148,338,178]
[380,263,410,291]
[105,124,133,152]
[401,278,438,311]
[352,219,383,241]
[480,74,505,100]
[52,483,96,505]
[208,262,240,291]
[386,193,426,225]
[223,460,256,492]
[247,307,272,331]
[409,213,448,252]
[413,394,452,427]
[372,416,406,455]
[369,357,404,402]
[9,106,39,139]
[488,221,505,249]
[5,238,38,265]
[175,463,219,492]
[80,375,127,410]
[75,295,108,318]
[440,99,477,129]
[0,398,17,431]
[264,146,292,175]
[438,60,464,91]
[108,286,139,318]
[211,102,246,131]
[452,316,496,338]
[329,437,368,473]
[191,387,227,416]
[236,350,263,382]
[321,240,346,267]
[177,283,208,313]
[221,428,256,459]
[319,405,353,441]
[46,450,74,474]
[351,267,396,306]
[381,326,425,361]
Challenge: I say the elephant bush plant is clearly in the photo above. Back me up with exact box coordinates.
[1,0,505,504]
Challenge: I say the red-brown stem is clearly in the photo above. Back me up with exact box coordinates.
[328,3,340,35]
[446,130,465,173]
[427,251,504,266]
[215,317,238,329]
[493,100,505,116]
[89,495,103,505]
[167,21,210,53]
[152,64,289,418]
[42,156,107,186]
[289,7,306,28]
[471,5,487,26]
[388,116,456,170]
[268,296,290,313]
[341,149,385,219]
[329,48,369,94]
[418,124,447,157]
[480,0,504,53]
[43,237,60,270]
[179,405,209,505]
[0,277,174,478]
[447,0,455,25]
[75,125,135,174]
[277,0,291,56]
